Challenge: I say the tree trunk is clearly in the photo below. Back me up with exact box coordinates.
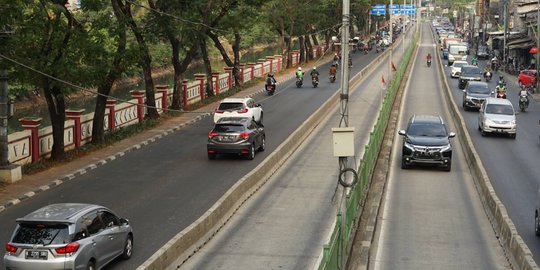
[207,30,242,86]
[299,35,305,63]
[199,38,214,98]
[92,0,127,144]
[305,35,313,61]
[311,34,319,46]
[42,79,66,160]
[123,1,159,119]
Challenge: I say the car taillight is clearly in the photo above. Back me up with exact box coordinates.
[208,132,218,139]
[239,132,249,139]
[215,109,224,114]
[237,108,248,113]
[6,243,17,253]
[55,242,79,254]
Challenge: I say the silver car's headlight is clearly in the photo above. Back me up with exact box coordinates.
[465,95,472,101]
[485,118,496,126]
[511,119,516,125]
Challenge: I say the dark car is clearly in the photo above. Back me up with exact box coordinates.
[207,117,265,160]
[476,46,489,59]
[462,81,493,110]
[398,115,456,171]
[458,65,482,89]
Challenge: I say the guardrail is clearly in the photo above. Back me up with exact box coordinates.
[317,30,419,270]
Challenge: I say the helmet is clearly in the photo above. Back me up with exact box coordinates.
[499,75,504,80]
[313,66,317,70]
[298,67,302,71]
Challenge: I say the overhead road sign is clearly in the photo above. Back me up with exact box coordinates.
[370,9,386,15]
[373,4,386,9]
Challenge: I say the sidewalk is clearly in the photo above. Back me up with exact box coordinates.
[0,56,329,212]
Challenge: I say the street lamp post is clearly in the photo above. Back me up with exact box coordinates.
[536,3,539,93]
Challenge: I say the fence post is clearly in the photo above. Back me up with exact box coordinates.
[247,63,255,80]
[258,59,266,76]
[212,72,220,96]
[65,109,84,148]
[194,73,206,100]
[266,57,274,74]
[224,67,234,89]
[239,64,245,83]
[19,117,42,163]
[182,79,188,108]
[274,55,282,71]
[130,90,145,123]
[106,100,117,132]
[156,85,169,113]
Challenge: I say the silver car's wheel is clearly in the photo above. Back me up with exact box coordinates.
[87,261,96,270]
[121,235,133,260]
[246,144,255,160]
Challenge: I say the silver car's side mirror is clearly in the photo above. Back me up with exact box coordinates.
[398,130,406,136]
[448,132,456,138]
[119,218,129,225]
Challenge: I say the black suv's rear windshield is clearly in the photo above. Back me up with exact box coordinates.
[12,223,70,245]
[408,123,447,137]
[218,102,244,111]
[213,124,245,133]
[461,67,481,75]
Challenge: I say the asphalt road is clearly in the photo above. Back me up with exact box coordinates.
[441,31,540,264]
[0,38,382,269]
[370,23,510,269]
[178,23,417,270]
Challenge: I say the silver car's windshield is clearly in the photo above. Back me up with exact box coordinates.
[486,104,514,115]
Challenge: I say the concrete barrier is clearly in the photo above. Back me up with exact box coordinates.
[432,27,538,270]
[138,33,408,270]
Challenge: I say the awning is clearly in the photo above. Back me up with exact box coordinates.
[508,40,536,49]
[517,3,539,15]
[507,36,533,46]
[487,30,504,35]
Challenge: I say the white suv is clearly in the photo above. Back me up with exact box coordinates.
[478,97,517,139]
[214,97,263,124]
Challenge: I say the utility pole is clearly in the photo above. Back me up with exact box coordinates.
[0,27,21,184]
[536,2,539,92]
[503,0,508,71]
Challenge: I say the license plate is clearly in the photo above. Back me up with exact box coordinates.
[25,250,48,260]
[219,135,235,142]
[497,129,505,133]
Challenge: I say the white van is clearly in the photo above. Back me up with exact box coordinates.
[448,44,468,65]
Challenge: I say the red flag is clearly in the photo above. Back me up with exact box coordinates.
[381,74,386,85]
[392,62,397,72]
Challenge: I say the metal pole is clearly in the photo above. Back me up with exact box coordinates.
[339,0,350,268]
[0,70,8,166]
[503,0,507,71]
[535,0,540,93]
[390,0,393,84]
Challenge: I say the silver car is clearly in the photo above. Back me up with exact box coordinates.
[4,203,133,270]
[478,97,517,139]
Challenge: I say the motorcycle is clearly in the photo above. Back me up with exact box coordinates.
[519,88,529,112]
[265,83,276,95]
[312,75,319,88]
[427,59,432,67]
[295,77,303,88]
[484,71,492,82]
[329,74,336,83]
[496,88,507,99]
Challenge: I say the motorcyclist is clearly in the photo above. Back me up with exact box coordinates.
[519,87,529,106]
[426,53,432,66]
[471,56,478,66]
[497,75,505,86]
[266,72,277,86]
[296,67,304,81]
[310,66,320,82]
[491,56,499,70]
[483,66,492,80]
[496,81,507,98]
[329,64,337,76]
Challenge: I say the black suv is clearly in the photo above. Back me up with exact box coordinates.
[458,65,482,89]
[476,46,489,59]
[398,115,456,171]
[207,117,265,160]
[462,81,493,110]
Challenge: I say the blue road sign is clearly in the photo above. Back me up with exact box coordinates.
[406,9,416,14]
[391,9,400,15]
[370,8,386,15]
[391,4,399,9]
[373,4,386,9]
[400,9,406,14]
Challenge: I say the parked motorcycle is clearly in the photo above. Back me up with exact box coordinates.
[312,75,319,88]
[296,77,303,88]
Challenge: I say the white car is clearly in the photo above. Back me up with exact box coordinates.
[214,97,263,124]
[478,97,517,139]
[451,60,467,78]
